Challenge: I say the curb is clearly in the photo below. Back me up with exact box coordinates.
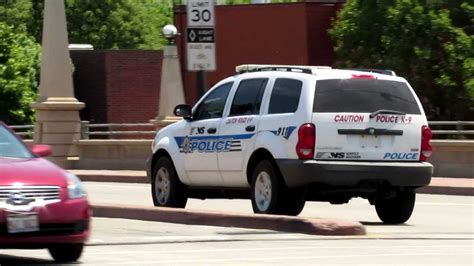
[417,186,473,196]
[92,204,366,236]
[80,174,148,184]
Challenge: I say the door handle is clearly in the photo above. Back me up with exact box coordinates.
[207,127,217,134]
[245,125,256,132]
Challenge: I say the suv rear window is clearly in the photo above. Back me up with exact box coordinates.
[313,79,421,114]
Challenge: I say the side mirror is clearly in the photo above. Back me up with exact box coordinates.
[174,104,192,120]
[31,145,52,157]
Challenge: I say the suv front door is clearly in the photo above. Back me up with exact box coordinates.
[178,82,233,186]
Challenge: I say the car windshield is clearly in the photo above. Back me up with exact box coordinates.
[0,124,32,159]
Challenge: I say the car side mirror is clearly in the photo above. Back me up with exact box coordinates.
[31,144,52,157]
[174,104,192,120]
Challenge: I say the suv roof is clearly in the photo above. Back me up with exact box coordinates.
[235,64,397,77]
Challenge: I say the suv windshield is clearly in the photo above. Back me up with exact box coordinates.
[313,79,421,114]
[0,124,32,159]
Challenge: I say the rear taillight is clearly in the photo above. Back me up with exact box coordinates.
[296,123,315,160]
[420,125,433,161]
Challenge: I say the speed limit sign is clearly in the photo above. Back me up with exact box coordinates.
[187,0,215,27]
[187,0,216,71]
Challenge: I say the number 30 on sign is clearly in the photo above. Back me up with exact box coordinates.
[187,0,215,27]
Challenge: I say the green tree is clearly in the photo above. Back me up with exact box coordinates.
[3,0,172,50]
[65,0,153,49]
[0,0,33,32]
[330,0,473,120]
[0,22,40,125]
[140,0,173,49]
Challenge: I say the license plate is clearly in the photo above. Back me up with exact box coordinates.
[359,135,381,148]
[6,212,39,233]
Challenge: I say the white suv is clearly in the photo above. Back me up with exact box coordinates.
[147,64,433,224]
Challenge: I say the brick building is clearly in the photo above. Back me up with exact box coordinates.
[71,1,343,124]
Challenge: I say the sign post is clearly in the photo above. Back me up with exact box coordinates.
[187,0,216,97]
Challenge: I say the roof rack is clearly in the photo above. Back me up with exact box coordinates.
[235,64,331,74]
[346,68,397,76]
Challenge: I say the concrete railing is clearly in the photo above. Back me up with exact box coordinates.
[428,140,474,178]
[72,139,152,170]
[71,139,474,178]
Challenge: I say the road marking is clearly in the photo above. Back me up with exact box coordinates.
[416,202,473,206]
[100,252,473,265]
[86,243,473,255]
[88,235,233,245]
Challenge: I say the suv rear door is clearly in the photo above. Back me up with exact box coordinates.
[312,77,425,161]
[218,78,268,186]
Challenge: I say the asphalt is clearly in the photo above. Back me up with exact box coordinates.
[71,169,473,236]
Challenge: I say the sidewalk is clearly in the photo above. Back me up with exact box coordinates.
[71,169,474,196]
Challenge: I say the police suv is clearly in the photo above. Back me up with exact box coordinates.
[147,64,433,224]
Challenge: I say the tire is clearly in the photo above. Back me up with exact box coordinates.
[279,186,306,216]
[375,189,416,224]
[48,243,84,262]
[151,157,187,208]
[251,160,305,216]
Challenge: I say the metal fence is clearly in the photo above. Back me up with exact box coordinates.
[10,121,474,140]
[79,121,156,139]
[9,125,35,139]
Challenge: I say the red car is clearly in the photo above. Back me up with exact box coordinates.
[0,123,91,262]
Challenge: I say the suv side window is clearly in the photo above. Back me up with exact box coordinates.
[268,78,302,114]
[229,78,268,116]
[193,82,233,120]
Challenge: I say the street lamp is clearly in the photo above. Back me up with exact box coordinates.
[162,24,180,45]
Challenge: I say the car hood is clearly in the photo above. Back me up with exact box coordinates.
[0,157,68,187]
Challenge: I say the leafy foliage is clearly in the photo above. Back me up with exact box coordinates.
[0,22,40,124]
[65,0,169,49]
[330,0,474,120]
[2,0,173,50]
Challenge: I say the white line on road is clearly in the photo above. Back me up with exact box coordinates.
[85,243,473,255]
[99,252,473,265]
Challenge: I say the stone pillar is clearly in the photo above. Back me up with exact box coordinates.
[151,44,185,128]
[31,0,84,168]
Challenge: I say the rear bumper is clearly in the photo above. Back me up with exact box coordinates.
[276,159,433,188]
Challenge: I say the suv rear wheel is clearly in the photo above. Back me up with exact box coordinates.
[251,160,305,216]
[375,189,416,224]
[152,157,188,208]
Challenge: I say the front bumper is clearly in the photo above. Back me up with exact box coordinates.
[276,159,433,188]
[0,198,91,247]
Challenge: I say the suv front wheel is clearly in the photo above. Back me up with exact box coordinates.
[152,157,188,208]
[251,160,305,216]
[375,189,416,224]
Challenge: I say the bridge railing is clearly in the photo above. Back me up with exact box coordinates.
[9,121,474,140]
[9,125,35,139]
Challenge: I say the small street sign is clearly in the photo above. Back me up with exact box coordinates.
[187,0,216,71]
[187,28,215,43]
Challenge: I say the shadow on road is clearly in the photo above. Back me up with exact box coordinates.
[360,221,413,226]
[0,254,79,265]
